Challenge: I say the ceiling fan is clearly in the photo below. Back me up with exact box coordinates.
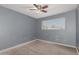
[29,4,48,13]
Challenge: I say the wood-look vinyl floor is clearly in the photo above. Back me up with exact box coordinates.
[0,40,78,55]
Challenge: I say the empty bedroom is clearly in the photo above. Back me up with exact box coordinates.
[0,4,79,55]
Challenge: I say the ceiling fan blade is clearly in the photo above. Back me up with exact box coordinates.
[41,10,47,13]
[29,9,37,10]
[42,5,48,9]
[33,4,39,9]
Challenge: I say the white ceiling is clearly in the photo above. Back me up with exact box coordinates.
[0,4,77,19]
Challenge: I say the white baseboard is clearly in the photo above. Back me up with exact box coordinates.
[75,48,79,55]
[38,39,79,54]
[38,39,76,48]
[0,39,77,54]
[0,39,37,53]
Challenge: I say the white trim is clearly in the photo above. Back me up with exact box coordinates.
[38,39,79,54]
[0,39,78,54]
[0,39,37,53]
[37,39,79,54]
[38,39,76,48]
[75,48,79,55]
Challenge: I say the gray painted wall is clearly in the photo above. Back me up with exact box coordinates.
[0,5,77,50]
[0,6,36,50]
[37,10,76,46]
[76,5,79,47]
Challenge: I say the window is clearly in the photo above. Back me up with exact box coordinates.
[42,17,65,30]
